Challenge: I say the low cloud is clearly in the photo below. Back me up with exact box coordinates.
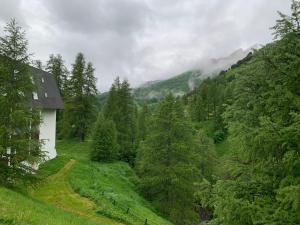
[0,0,291,91]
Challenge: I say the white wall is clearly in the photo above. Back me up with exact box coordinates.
[39,109,57,160]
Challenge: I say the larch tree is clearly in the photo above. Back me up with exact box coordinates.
[136,94,200,225]
[46,54,68,137]
[62,53,98,141]
[46,54,68,97]
[103,78,138,165]
[0,19,43,184]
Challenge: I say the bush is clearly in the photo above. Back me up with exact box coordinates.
[90,115,118,162]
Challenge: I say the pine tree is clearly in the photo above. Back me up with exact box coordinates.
[104,77,120,122]
[0,19,42,184]
[84,62,97,96]
[46,54,68,97]
[136,94,200,225]
[62,53,97,141]
[90,115,118,162]
[103,78,138,165]
[46,54,68,138]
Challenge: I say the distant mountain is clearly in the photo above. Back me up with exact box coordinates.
[98,45,260,105]
[133,45,259,102]
[133,70,202,102]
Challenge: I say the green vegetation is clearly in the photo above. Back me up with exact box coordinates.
[31,159,123,225]
[61,52,98,141]
[104,78,138,165]
[0,186,101,225]
[35,140,173,225]
[91,115,118,162]
[136,94,216,225]
[188,2,300,224]
[0,19,43,184]
[1,1,300,224]
[134,70,202,102]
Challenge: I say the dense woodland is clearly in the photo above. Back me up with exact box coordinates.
[0,1,300,225]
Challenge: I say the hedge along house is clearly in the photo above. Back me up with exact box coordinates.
[30,67,63,161]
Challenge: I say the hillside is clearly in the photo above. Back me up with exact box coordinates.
[0,186,101,225]
[0,141,173,225]
[97,46,256,106]
[133,70,202,102]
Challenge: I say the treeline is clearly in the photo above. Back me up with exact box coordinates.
[43,53,98,141]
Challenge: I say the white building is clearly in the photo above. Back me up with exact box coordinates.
[31,67,63,161]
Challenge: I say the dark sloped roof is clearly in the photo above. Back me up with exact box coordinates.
[30,67,64,109]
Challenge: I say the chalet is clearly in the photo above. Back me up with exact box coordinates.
[30,67,63,161]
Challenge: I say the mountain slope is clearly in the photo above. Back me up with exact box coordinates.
[134,70,202,102]
[97,46,258,106]
[133,46,257,102]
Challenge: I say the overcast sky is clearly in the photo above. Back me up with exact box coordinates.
[0,0,291,91]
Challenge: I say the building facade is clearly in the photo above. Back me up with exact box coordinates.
[31,67,63,161]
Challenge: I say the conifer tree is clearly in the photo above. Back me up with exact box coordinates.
[84,62,97,96]
[0,19,42,184]
[136,94,200,225]
[62,53,97,141]
[91,115,118,162]
[46,54,68,97]
[104,78,138,165]
[46,54,68,137]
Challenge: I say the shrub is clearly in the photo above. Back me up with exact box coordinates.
[90,115,118,162]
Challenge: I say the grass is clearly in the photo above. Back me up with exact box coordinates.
[32,140,173,225]
[0,186,101,225]
[30,159,122,225]
[0,140,173,225]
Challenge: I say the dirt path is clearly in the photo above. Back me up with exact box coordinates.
[30,159,124,225]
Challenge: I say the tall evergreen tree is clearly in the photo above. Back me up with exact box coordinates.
[136,94,200,225]
[84,62,97,96]
[104,78,137,165]
[62,53,97,141]
[0,19,42,184]
[46,54,68,97]
[46,54,68,138]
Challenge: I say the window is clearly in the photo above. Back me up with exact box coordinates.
[33,92,38,100]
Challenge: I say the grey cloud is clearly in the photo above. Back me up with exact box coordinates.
[0,0,292,91]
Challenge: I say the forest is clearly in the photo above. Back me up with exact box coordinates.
[0,1,300,225]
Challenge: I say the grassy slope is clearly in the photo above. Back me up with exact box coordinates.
[0,187,100,225]
[35,140,173,225]
[30,159,122,225]
[0,140,172,225]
